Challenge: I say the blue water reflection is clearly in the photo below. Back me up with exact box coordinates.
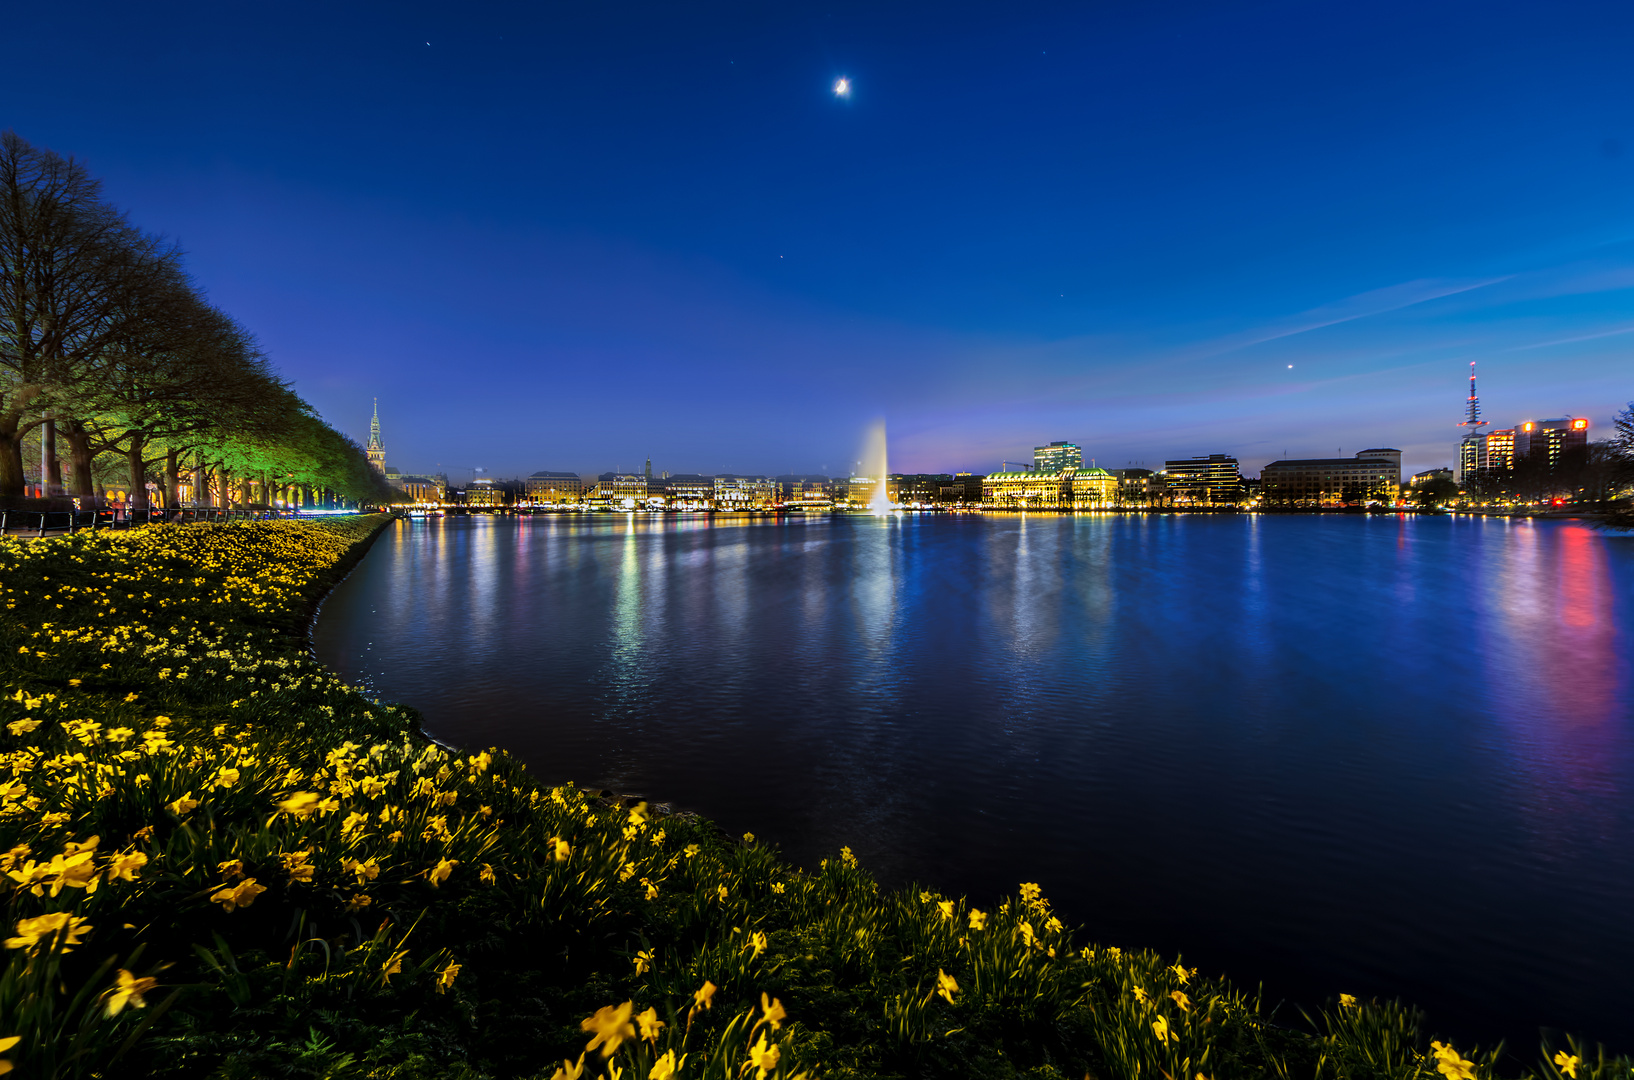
[314,514,1634,1049]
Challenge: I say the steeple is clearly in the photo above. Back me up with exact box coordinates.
[366,399,386,474]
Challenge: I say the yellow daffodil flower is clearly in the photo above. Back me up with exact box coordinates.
[1339,993,1358,1008]
[104,969,159,1016]
[760,993,787,1031]
[969,909,987,930]
[209,878,267,912]
[436,961,460,994]
[648,1050,684,1080]
[1554,1051,1579,1078]
[1152,1015,1172,1044]
[937,900,955,920]
[636,1006,664,1041]
[580,1001,636,1058]
[1431,1042,1477,1080]
[746,1031,780,1079]
[5,912,91,953]
[936,968,959,1005]
[1170,990,1191,1012]
[633,949,654,975]
[167,793,200,817]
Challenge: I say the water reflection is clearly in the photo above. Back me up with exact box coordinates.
[313,515,1634,1050]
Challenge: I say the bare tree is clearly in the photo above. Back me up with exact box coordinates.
[0,130,181,500]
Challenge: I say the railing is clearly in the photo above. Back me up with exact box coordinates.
[0,507,356,537]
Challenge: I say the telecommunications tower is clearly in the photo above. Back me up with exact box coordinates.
[1456,363,1488,481]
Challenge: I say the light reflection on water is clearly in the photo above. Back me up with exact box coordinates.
[314,514,1634,1049]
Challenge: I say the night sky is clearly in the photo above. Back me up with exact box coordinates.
[7,0,1633,480]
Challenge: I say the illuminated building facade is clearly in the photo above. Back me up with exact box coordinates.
[714,477,777,509]
[1161,455,1242,504]
[526,471,585,503]
[982,470,1064,509]
[1033,441,1082,473]
[665,478,715,508]
[465,478,507,507]
[1260,449,1401,505]
[1483,428,1516,472]
[1514,418,1589,468]
[588,475,648,508]
[1065,467,1116,508]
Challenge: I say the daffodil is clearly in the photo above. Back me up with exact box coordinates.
[937,900,955,920]
[689,980,716,1021]
[5,912,91,952]
[436,961,460,994]
[1170,990,1191,1012]
[1431,1041,1477,1080]
[1554,1051,1579,1078]
[274,792,320,817]
[636,1006,664,1041]
[428,858,457,887]
[1133,985,1149,1005]
[746,1031,780,1079]
[551,838,571,862]
[104,969,159,1016]
[167,793,200,816]
[936,968,959,1005]
[1339,993,1357,1008]
[549,1054,587,1080]
[1152,1015,1172,1044]
[580,1001,636,1057]
[968,909,987,930]
[209,877,267,912]
[634,949,654,975]
[648,1050,684,1080]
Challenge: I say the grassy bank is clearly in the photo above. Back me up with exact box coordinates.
[0,518,1624,1080]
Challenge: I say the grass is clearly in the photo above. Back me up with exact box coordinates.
[0,516,1626,1080]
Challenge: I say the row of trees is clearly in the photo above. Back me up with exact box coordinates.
[0,131,393,510]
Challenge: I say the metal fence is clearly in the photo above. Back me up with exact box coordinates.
[0,507,361,538]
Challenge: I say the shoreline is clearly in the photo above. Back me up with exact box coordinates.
[0,516,1625,1078]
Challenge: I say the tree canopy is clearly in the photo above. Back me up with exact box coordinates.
[0,131,392,508]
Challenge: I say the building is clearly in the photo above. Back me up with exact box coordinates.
[398,475,446,503]
[665,476,715,509]
[1033,441,1083,473]
[1064,467,1116,508]
[1161,455,1241,504]
[1514,418,1590,469]
[714,477,777,509]
[1411,468,1455,487]
[525,471,585,503]
[1260,449,1402,505]
[1483,428,1517,473]
[366,400,386,475]
[588,475,648,509]
[982,470,1064,509]
[465,477,508,507]
[1109,468,1156,506]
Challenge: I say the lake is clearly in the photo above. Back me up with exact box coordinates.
[313,513,1634,1051]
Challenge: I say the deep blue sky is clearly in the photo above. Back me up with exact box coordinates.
[7,0,1633,479]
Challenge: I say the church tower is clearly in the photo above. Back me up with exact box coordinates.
[366,399,386,475]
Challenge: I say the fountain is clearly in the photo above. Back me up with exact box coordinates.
[861,419,895,514]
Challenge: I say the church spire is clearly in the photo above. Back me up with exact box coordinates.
[366,399,386,474]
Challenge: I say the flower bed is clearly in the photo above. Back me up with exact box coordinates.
[0,518,1622,1080]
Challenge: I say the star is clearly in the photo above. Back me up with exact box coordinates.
[833,77,851,98]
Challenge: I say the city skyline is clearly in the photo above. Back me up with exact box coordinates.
[5,1,1632,480]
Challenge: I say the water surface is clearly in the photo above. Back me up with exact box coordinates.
[314,514,1634,1049]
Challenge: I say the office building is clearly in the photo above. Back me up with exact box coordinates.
[1033,441,1083,473]
[1514,418,1589,469]
[714,477,777,509]
[1260,449,1401,505]
[1161,455,1242,504]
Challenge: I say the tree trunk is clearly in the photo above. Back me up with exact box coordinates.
[43,418,63,497]
[163,449,179,509]
[127,433,149,511]
[217,467,231,508]
[62,423,97,501]
[239,476,252,506]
